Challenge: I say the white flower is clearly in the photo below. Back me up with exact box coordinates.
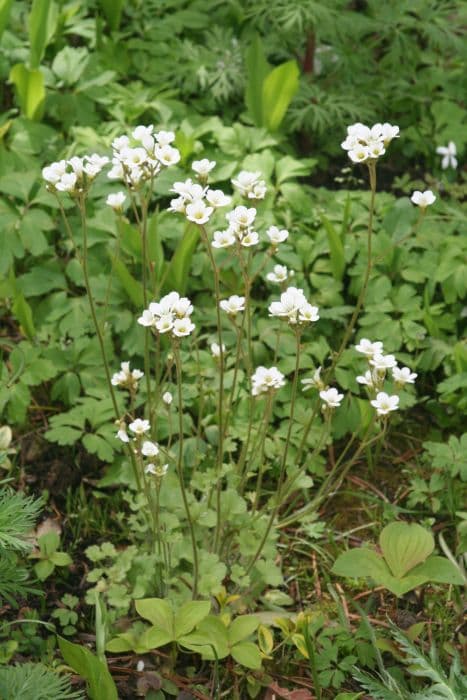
[206,189,231,208]
[137,309,156,327]
[162,391,173,405]
[356,370,376,389]
[111,361,144,387]
[266,226,289,245]
[116,429,129,443]
[155,130,175,146]
[155,313,175,334]
[120,147,147,167]
[220,295,245,315]
[55,172,77,192]
[380,122,400,145]
[266,264,289,283]
[171,179,206,201]
[348,146,370,163]
[392,366,417,385]
[212,230,236,248]
[133,124,154,148]
[355,338,384,358]
[210,342,225,358]
[371,392,399,416]
[370,354,397,371]
[411,190,436,208]
[141,441,159,457]
[342,122,399,163]
[251,366,286,396]
[112,135,130,151]
[268,287,316,325]
[186,200,213,225]
[136,661,145,672]
[436,141,457,170]
[232,171,267,199]
[168,197,186,213]
[192,159,216,177]
[145,463,169,477]
[172,317,195,337]
[155,144,180,166]
[68,156,84,175]
[240,231,259,247]
[42,160,67,184]
[320,387,344,408]
[106,191,126,210]
[129,419,151,436]
[302,367,324,391]
[298,302,320,323]
[173,297,193,317]
[226,205,256,229]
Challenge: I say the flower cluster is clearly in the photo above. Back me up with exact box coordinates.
[111,362,144,391]
[231,170,267,200]
[251,366,285,396]
[302,367,344,410]
[42,154,109,193]
[169,177,231,225]
[269,287,319,325]
[108,125,180,187]
[355,338,417,416]
[116,419,168,478]
[341,122,399,164]
[137,292,195,339]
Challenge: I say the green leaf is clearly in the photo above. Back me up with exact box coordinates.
[321,214,345,281]
[231,641,262,670]
[379,522,434,578]
[9,63,45,120]
[0,0,13,39]
[99,0,125,31]
[34,559,54,580]
[113,259,144,307]
[12,291,36,340]
[275,155,316,185]
[29,0,56,69]
[163,224,200,295]
[50,551,72,567]
[262,60,300,132]
[410,555,465,586]
[332,548,390,582]
[142,627,173,649]
[174,600,210,638]
[180,616,229,659]
[244,34,270,127]
[228,615,260,646]
[59,637,118,700]
[135,598,173,633]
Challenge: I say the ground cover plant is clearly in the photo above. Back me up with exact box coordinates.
[0,1,466,699]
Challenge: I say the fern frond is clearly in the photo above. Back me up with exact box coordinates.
[0,550,40,606]
[352,667,410,700]
[0,662,84,700]
[0,488,42,552]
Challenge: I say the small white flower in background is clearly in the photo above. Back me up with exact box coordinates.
[231,170,267,200]
[129,419,151,436]
[210,342,225,358]
[320,387,344,408]
[171,179,206,201]
[370,353,398,372]
[155,130,175,146]
[212,229,236,248]
[141,441,159,457]
[266,226,289,245]
[154,144,181,167]
[251,366,286,396]
[302,366,325,391]
[138,292,195,339]
[220,295,245,316]
[162,391,173,405]
[436,141,457,170]
[392,366,417,385]
[356,370,377,389]
[371,392,399,416]
[106,191,126,211]
[206,189,231,208]
[355,338,384,358]
[410,190,436,208]
[145,463,169,477]
[116,428,129,443]
[55,172,77,192]
[111,361,144,389]
[168,196,186,214]
[266,264,290,284]
[342,122,399,164]
[186,200,213,225]
[136,661,145,673]
[240,230,260,247]
[42,160,67,185]
[269,287,319,326]
[192,159,216,177]
[133,124,154,149]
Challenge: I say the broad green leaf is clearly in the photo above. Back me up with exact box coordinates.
[163,224,200,295]
[321,214,345,281]
[113,259,144,307]
[106,635,133,653]
[228,615,260,646]
[410,555,465,586]
[9,63,45,120]
[50,551,72,567]
[257,624,274,656]
[275,155,316,185]
[34,559,54,580]
[332,548,390,582]
[29,0,56,69]
[0,0,13,39]
[244,34,270,127]
[12,291,36,340]
[58,637,118,700]
[262,60,300,132]
[142,627,173,649]
[174,600,210,638]
[135,598,173,633]
[231,641,262,670]
[180,616,229,659]
[99,0,125,31]
[379,522,434,578]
